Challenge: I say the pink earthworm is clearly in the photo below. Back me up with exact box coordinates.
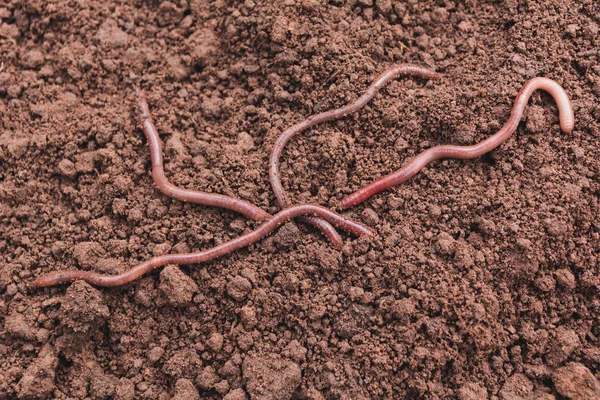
[138,89,351,247]
[33,205,373,288]
[339,77,574,209]
[270,65,441,235]
[137,89,272,220]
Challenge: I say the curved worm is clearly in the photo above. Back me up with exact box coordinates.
[339,77,574,209]
[270,65,441,235]
[34,205,373,288]
[137,89,271,221]
[138,90,349,247]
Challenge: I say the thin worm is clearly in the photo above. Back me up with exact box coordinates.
[34,205,373,288]
[138,89,346,247]
[270,65,441,236]
[339,77,574,209]
[137,89,271,221]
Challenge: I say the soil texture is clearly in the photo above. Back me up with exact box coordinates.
[1,0,600,399]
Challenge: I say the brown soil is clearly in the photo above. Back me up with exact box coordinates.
[1,0,599,399]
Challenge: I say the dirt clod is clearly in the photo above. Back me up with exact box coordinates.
[552,363,600,400]
[16,347,58,399]
[61,281,110,334]
[499,373,533,400]
[95,19,129,48]
[114,378,135,400]
[21,50,44,69]
[242,354,301,400]
[0,264,14,290]
[197,366,219,390]
[223,388,249,400]
[457,382,487,400]
[5,312,36,340]
[162,348,201,379]
[57,158,77,178]
[159,265,199,307]
[227,276,252,301]
[171,378,200,400]
[554,269,576,289]
[207,332,224,353]
[545,326,581,366]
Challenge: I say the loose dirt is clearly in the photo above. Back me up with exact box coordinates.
[1,0,599,399]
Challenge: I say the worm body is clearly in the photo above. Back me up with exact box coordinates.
[34,205,373,288]
[137,89,271,221]
[139,90,350,247]
[339,77,574,209]
[270,65,441,235]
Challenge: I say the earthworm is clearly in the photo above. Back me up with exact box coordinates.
[138,89,349,247]
[269,65,441,236]
[34,205,373,288]
[339,77,574,209]
[137,88,272,221]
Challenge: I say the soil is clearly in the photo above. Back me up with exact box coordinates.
[1,0,599,399]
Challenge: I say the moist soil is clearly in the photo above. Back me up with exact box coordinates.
[1,1,600,399]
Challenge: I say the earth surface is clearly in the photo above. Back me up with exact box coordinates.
[1,0,599,399]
